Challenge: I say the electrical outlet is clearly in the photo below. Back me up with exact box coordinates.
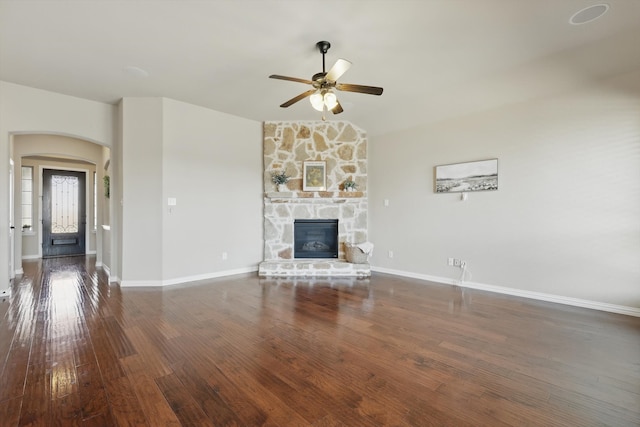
[388,250,394,259]
[222,252,228,260]
[448,257,454,266]
[453,258,461,267]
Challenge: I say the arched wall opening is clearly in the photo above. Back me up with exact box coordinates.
[12,133,112,274]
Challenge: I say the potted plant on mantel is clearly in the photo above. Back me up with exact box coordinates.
[343,179,358,192]
[271,170,290,192]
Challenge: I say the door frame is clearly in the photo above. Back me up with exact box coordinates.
[38,164,91,258]
[9,159,15,279]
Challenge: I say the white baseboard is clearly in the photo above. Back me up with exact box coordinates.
[119,266,259,288]
[120,279,164,287]
[22,255,40,260]
[371,266,640,318]
[95,264,121,285]
[14,268,24,276]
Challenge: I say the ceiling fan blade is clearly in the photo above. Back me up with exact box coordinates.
[269,74,314,85]
[280,89,316,108]
[331,100,344,115]
[336,83,383,95]
[325,59,352,82]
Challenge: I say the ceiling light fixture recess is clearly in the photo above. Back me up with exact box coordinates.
[569,4,609,25]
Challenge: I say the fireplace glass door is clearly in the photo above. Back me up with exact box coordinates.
[294,219,338,259]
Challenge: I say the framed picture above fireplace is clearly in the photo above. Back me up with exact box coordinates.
[303,161,327,191]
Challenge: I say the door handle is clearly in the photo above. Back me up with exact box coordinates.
[10,226,15,230]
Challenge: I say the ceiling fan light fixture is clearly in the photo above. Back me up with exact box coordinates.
[310,91,325,111]
[310,90,338,111]
[324,92,338,110]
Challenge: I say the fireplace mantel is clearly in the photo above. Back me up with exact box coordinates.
[265,191,364,202]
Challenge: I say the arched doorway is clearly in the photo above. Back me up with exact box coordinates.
[12,134,111,274]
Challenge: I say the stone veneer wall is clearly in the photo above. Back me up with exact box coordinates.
[263,121,368,261]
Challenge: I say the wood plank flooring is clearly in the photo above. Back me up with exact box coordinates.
[0,256,639,426]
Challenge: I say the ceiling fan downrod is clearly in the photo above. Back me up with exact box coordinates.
[316,41,331,75]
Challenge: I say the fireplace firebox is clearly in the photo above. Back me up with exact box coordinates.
[294,219,339,259]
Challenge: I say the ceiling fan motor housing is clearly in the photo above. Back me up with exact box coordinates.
[312,72,333,88]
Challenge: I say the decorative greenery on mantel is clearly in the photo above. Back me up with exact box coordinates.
[343,179,358,191]
[270,170,290,185]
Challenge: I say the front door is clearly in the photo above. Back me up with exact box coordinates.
[42,169,86,257]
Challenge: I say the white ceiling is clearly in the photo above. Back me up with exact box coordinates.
[2,0,640,136]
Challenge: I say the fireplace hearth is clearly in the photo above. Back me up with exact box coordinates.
[294,219,338,259]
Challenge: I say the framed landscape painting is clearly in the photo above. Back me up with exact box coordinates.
[303,161,326,191]
[435,159,498,193]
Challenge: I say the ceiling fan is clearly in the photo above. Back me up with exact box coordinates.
[269,41,383,115]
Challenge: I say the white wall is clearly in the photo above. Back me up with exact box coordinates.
[162,99,262,281]
[118,97,262,286]
[119,98,164,283]
[369,70,640,311]
[0,81,115,289]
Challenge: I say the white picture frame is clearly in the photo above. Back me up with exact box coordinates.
[435,159,498,193]
[303,161,327,191]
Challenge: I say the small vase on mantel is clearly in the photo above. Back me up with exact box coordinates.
[343,179,357,193]
[271,170,290,193]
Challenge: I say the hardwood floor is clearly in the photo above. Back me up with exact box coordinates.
[0,257,638,426]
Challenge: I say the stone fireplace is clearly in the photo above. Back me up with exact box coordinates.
[258,121,370,277]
